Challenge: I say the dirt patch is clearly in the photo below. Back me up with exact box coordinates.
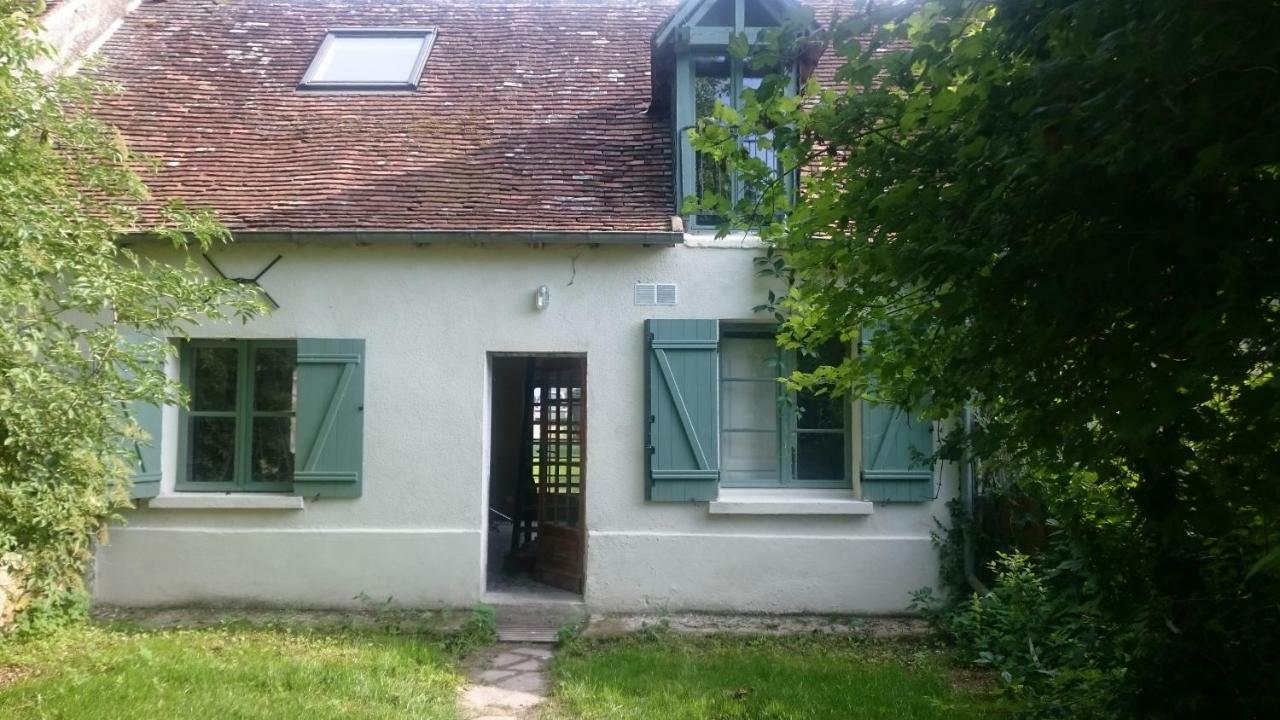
[91,606,468,634]
[581,612,931,639]
[0,664,33,690]
[948,664,999,694]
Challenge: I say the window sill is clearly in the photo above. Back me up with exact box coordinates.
[681,230,763,249]
[146,494,304,510]
[707,488,874,516]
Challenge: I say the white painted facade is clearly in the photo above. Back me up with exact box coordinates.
[92,241,953,614]
[36,0,138,75]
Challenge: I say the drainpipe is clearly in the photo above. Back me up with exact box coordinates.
[962,405,990,595]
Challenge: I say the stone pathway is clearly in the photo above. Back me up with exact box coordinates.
[459,644,553,720]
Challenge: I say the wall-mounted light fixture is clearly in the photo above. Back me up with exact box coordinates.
[534,285,550,311]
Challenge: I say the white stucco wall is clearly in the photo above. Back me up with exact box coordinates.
[92,242,952,613]
[38,0,137,75]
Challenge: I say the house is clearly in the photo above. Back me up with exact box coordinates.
[52,0,953,614]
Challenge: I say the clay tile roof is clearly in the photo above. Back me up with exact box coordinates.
[90,0,858,234]
[92,0,684,233]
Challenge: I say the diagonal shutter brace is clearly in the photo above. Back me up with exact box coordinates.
[201,253,283,309]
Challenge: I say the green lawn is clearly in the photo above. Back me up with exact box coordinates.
[1,622,1004,720]
[543,634,1006,720]
[0,623,464,720]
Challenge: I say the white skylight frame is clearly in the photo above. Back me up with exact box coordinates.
[299,28,437,91]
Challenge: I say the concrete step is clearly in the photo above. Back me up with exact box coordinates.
[489,599,587,645]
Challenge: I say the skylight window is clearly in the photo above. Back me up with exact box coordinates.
[299,28,436,90]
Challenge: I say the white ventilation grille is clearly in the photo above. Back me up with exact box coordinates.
[635,282,677,306]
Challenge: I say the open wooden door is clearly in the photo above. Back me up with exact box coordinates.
[529,358,585,593]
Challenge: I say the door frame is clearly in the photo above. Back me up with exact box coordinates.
[485,352,587,595]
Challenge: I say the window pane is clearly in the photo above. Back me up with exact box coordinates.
[722,336,777,379]
[191,345,238,411]
[722,430,779,484]
[694,55,732,118]
[311,35,427,84]
[254,346,296,412]
[694,54,732,222]
[797,393,844,430]
[721,335,782,485]
[796,338,846,374]
[745,0,782,26]
[251,417,294,483]
[188,416,236,483]
[796,432,844,482]
[794,338,846,430]
[741,70,779,185]
[696,0,734,26]
[723,380,778,431]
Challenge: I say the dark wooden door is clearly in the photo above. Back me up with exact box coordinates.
[530,358,585,593]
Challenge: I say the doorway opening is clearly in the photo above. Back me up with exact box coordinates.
[487,355,586,599]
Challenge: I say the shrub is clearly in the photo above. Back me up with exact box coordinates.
[0,1,260,633]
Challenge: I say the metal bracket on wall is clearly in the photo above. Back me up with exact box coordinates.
[202,253,283,309]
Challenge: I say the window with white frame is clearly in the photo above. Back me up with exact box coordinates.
[299,28,436,91]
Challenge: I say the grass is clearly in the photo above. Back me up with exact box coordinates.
[0,622,466,720]
[1,616,1003,720]
[543,633,1008,720]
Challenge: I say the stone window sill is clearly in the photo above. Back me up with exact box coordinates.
[707,488,874,516]
[682,230,764,249]
[146,494,304,510]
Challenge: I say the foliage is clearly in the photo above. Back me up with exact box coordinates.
[0,622,463,719]
[555,620,583,647]
[443,604,496,654]
[0,1,260,631]
[691,0,1280,717]
[921,549,1127,719]
[545,633,1004,720]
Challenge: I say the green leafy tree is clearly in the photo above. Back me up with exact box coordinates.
[693,0,1280,716]
[0,1,260,631]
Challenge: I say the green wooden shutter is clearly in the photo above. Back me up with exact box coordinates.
[860,401,934,501]
[127,399,162,499]
[859,328,934,501]
[119,332,163,500]
[294,339,365,498]
[645,319,720,501]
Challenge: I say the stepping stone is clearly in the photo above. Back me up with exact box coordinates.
[495,670,548,694]
[476,669,516,683]
[462,684,543,711]
[489,652,528,667]
[460,643,554,718]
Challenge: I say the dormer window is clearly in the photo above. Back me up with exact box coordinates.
[652,0,799,229]
[690,53,785,226]
[299,28,436,91]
